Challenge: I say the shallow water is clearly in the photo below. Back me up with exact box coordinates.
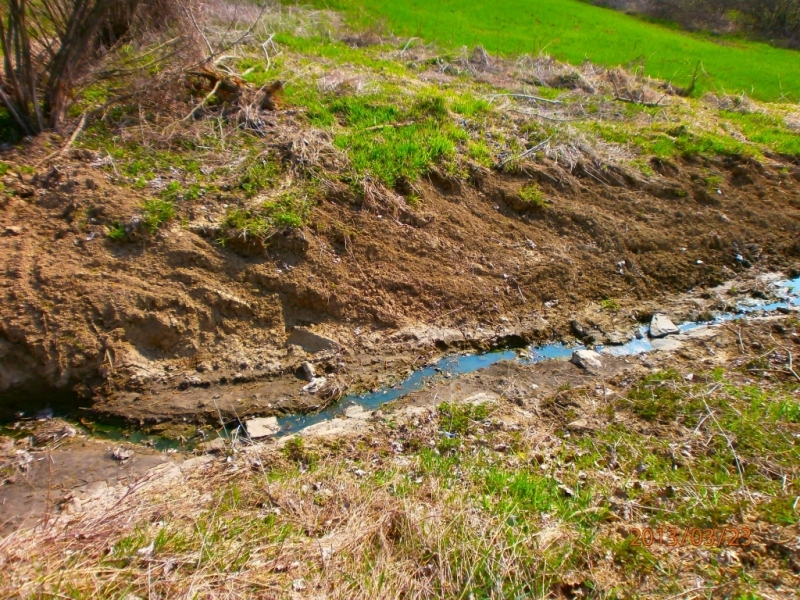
[275,276,800,437]
[4,277,799,446]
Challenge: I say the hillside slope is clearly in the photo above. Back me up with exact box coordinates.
[304,0,800,101]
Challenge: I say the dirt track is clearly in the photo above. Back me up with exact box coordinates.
[1,136,799,425]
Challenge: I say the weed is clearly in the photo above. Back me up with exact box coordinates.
[141,198,175,234]
[438,401,491,435]
[239,154,282,198]
[627,370,686,422]
[106,221,127,241]
[601,297,619,312]
[704,174,723,190]
[467,140,493,166]
[517,182,549,208]
[221,191,311,241]
[282,436,316,464]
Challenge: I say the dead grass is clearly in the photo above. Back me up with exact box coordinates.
[3,337,799,598]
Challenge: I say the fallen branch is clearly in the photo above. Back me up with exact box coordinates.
[499,136,552,168]
[508,108,580,123]
[180,80,222,124]
[357,120,415,133]
[489,93,563,105]
[613,93,667,108]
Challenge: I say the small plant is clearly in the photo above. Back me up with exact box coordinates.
[142,198,175,233]
[438,401,491,436]
[704,174,723,190]
[518,183,549,208]
[221,191,311,242]
[282,436,317,465]
[601,298,619,312]
[106,221,127,241]
[627,370,685,422]
[239,154,282,198]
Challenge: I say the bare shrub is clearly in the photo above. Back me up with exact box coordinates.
[0,0,187,135]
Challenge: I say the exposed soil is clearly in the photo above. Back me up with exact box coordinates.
[1,134,800,426]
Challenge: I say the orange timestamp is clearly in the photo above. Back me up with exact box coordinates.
[630,526,752,548]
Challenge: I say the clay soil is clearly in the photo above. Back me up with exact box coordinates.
[1,136,799,426]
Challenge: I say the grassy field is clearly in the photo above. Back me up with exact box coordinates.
[300,0,800,102]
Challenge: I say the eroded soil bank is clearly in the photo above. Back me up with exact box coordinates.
[2,134,800,428]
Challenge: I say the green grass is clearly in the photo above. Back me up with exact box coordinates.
[517,182,549,208]
[141,198,175,233]
[106,221,127,241]
[303,0,800,102]
[588,120,751,158]
[723,111,800,156]
[288,86,480,187]
[221,191,312,240]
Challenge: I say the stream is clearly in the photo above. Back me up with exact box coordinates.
[2,276,799,449]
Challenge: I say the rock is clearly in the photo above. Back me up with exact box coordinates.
[285,327,340,354]
[344,405,371,420]
[680,326,718,340]
[461,391,500,405]
[245,417,280,438]
[567,419,595,432]
[604,331,632,346]
[651,337,683,352]
[3,226,22,236]
[111,447,133,462]
[302,376,328,394]
[301,361,316,380]
[650,314,678,338]
[571,349,602,370]
[200,438,227,454]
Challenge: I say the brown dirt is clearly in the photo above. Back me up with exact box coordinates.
[1,137,799,425]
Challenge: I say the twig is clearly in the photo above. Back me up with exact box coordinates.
[33,112,88,168]
[489,93,563,105]
[499,136,551,167]
[508,108,580,123]
[357,120,414,133]
[179,80,221,124]
[702,399,750,497]
[788,352,800,382]
[613,93,667,108]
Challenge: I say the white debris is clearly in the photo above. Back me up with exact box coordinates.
[302,376,328,394]
[245,417,280,438]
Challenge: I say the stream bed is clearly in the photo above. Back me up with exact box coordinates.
[3,276,799,449]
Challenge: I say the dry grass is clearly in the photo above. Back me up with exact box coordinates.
[3,334,799,599]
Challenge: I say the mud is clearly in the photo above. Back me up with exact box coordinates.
[1,136,800,426]
[0,432,172,535]
[4,311,797,535]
